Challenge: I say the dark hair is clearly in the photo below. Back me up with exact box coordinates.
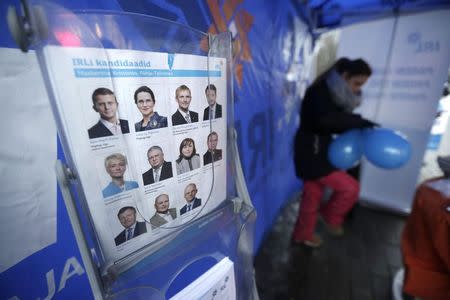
[177,138,197,162]
[313,57,372,86]
[335,57,372,77]
[207,131,218,141]
[92,87,115,105]
[205,84,217,94]
[134,86,155,104]
[117,206,136,218]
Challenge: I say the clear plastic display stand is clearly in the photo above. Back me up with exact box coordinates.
[7,1,258,299]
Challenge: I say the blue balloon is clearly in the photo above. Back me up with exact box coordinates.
[363,128,412,169]
[328,129,363,170]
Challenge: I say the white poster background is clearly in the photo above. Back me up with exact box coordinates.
[44,46,227,268]
[338,10,450,212]
[0,48,57,272]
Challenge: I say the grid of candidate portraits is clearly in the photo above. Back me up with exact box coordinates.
[81,79,227,250]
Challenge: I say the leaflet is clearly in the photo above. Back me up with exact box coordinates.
[44,46,227,267]
[169,257,236,300]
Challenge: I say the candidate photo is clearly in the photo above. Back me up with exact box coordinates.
[133,85,168,131]
[149,194,177,229]
[142,145,173,185]
[88,87,130,139]
[175,138,201,175]
[171,85,199,126]
[203,131,223,165]
[180,183,202,215]
[102,153,139,198]
[203,84,222,120]
[114,206,147,246]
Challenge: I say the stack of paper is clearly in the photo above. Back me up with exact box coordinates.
[170,257,236,300]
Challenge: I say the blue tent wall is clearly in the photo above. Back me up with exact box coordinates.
[299,0,450,30]
[1,1,303,298]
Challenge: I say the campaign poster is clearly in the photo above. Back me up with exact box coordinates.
[44,46,228,270]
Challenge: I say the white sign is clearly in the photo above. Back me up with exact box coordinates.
[338,10,450,212]
[0,48,57,273]
[169,257,236,300]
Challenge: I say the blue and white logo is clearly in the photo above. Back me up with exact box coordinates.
[407,31,440,54]
[407,32,421,44]
[168,53,175,70]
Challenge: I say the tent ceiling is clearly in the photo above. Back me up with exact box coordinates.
[298,0,450,30]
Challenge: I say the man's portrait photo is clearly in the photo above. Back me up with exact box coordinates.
[102,153,139,198]
[203,84,222,120]
[133,85,168,131]
[180,183,202,215]
[142,146,173,186]
[114,206,147,246]
[88,87,130,139]
[171,85,199,126]
[150,194,177,229]
[203,131,223,165]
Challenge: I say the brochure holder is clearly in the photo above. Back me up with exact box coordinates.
[7,1,257,299]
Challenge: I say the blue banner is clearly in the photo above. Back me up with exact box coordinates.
[1,0,306,298]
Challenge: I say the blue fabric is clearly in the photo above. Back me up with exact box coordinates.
[298,0,450,29]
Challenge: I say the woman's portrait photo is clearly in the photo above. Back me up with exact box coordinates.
[133,85,168,131]
[175,137,201,175]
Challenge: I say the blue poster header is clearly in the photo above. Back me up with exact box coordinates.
[74,68,221,78]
